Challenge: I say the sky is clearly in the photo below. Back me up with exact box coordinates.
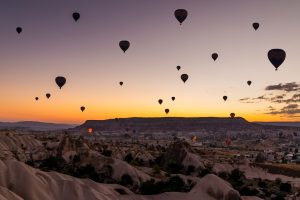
[0,0,300,124]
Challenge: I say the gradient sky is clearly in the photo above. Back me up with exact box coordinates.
[1,0,300,124]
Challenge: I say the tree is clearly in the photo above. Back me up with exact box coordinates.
[120,174,133,186]
[124,153,133,163]
[152,165,161,175]
[280,182,292,192]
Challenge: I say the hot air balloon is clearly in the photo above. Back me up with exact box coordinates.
[247,80,252,86]
[46,93,51,99]
[191,136,197,143]
[223,96,228,101]
[55,76,66,89]
[252,22,259,31]
[119,40,130,53]
[225,138,232,146]
[174,9,188,25]
[171,97,175,101]
[72,12,80,22]
[165,109,170,114]
[16,27,22,34]
[35,97,39,101]
[88,128,93,134]
[176,66,181,71]
[212,53,218,61]
[80,106,85,112]
[119,81,123,86]
[230,113,235,118]
[268,49,286,71]
[158,99,163,105]
[181,74,188,83]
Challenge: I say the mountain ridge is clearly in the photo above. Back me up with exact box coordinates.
[0,121,77,131]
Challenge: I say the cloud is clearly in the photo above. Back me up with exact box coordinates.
[239,97,250,101]
[265,82,300,92]
[239,97,257,103]
[254,95,266,100]
[265,104,300,115]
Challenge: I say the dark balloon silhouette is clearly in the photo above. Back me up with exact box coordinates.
[46,93,51,99]
[35,97,39,101]
[119,81,123,86]
[230,113,235,118]
[181,74,189,83]
[247,80,252,86]
[268,49,286,71]
[72,12,80,22]
[80,106,85,112]
[16,27,22,34]
[212,53,218,61]
[174,9,188,25]
[177,66,181,71]
[171,97,175,101]
[252,23,259,30]
[119,40,130,53]
[55,76,66,89]
[165,109,170,114]
[223,96,228,101]
[158,99,163,105]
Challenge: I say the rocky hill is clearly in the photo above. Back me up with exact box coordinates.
[0,121,76,131]
[73,117,262,132]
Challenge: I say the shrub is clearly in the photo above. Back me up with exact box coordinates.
[230,168,245,180]
[124,153,133,163]
[218,171,230,180]
[152,164,161,174]
[140,176,191,195]
[114,188,128,195]
[275,178,282,185]
[166,163,184,174]
[186,165,195,175]
[120,174,133,186]
[279,182,291,192]
[102,149,112,157]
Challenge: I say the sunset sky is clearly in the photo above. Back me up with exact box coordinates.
[1,0,300,124]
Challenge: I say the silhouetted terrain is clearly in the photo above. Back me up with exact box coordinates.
[256,122,300,128]
[73,117,300,133]
[0,121,76,131]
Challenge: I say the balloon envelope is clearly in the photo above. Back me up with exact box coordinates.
[165,109,170,114]
[171,97,175,101]
[80,106,85,112]
[212,53,218,61]
[55,76,66,89]
[72,12,80,21]
[247,81,252,86]
[268,49,286,70]
[16,27,22,34]
[177,66,181,71]
[252,22,259,30]
[119,81,123,86]
[174,9,188,25]
[119,40,130,53]
[223,96,228,101]
[46,93,51,99]
[181,74,189,83]
[35,97,39,101]
[158,99,163,105]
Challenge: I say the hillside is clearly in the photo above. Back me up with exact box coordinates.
[255,122,300,128]
[0,121,77,131]
[73,117,263,132]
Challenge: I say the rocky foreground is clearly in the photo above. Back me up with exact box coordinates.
[1,130,296,200]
